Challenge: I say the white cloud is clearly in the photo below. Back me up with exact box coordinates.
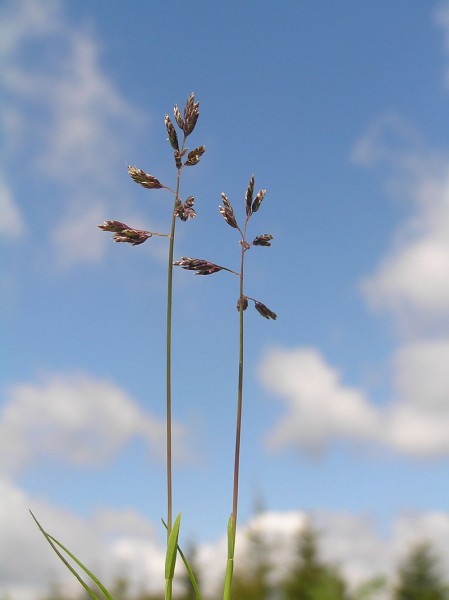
[0,171,25,238]
[0,0,146,263]
[353,113,449,335]
[259,343,449,458]
[383,339,449,456]
[361,166,449,332]
[259,347,380,454]
[350,113,423,168]
[0,372,189,476]
[393,339,449,410]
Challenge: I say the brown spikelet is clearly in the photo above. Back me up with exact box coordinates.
[164,115,179,151]
[183,92,199,137]
[254,301,277,320]
[174,150,182,169]
[237,296,249,312]
[174,257,223,275]
[174,104,184,130]
[128,166,164,189]
[245,176,255,217]
[252,234,273,247]
[174,196,196,221]
[219,193,238,228]
[98,220,129,233]
[185,145,206,166]
[98,221,152,246]
[252,189,266,213]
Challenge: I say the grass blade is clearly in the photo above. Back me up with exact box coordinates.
[30,511,113,600]
[165,513,181,600]
[165,512,181,580]
[222,514,235,600]
[162,518,202,600]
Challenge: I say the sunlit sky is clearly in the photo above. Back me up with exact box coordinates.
[3,1,449,598]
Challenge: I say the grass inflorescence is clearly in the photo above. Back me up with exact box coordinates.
[32,94,276,600]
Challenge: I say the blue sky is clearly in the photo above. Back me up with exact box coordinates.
[3,0,449,597]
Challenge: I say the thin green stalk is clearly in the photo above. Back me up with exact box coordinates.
[224,220,249,600]
[232,241,246,531]
[175,174,275,600]
[165,148,185,541]
[166,210,176,540]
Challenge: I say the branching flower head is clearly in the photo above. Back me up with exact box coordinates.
[173,257,224,275]
[176,175,277,320]
[127,166,165,190]
[98,221,154,245]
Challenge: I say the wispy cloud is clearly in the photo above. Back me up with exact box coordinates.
[0,372,189,477]
[353,114,449,335]
[434,0,449,88]
[259,342,449,458]
[0,171,25,238]
[0,0,146,265]
[259,347,379,454]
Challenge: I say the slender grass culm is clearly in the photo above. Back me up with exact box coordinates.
[174,177,276,599]
[31,96,276,600]
[31,94,205,600]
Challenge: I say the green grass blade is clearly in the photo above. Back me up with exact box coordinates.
[223,514,235,600]
[226,514,235,558]
[162,518,202,600]
[165,512,181,581]
[164,513,181,600]
[223,557,234,600]
[175,542,202,600]
[30,511,113,600]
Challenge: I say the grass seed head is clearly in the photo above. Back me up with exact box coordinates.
[254,301,277,320]
[183,92,199,137]
[128,166,164,189]
[164,115,179,151]
[252,189,266,213]
[245,175,255,217]
[252,234,273,247]
[98,221,152,245]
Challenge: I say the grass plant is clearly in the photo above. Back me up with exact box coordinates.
[32,94,276,600]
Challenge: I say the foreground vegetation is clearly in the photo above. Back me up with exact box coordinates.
[40,524,449,600]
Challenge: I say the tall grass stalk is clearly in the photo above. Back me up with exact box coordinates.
[174,177,276,599]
